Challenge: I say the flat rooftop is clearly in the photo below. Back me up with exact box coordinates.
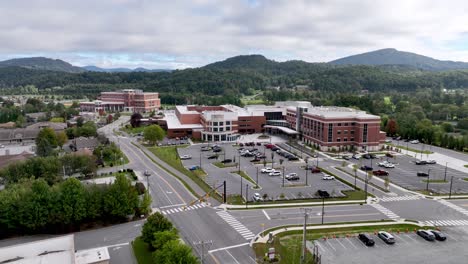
[165,111,203,129]
[0,235,75,264]
[75,247,110,264]
[289,106,379,119]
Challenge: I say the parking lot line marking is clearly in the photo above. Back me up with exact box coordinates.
[262,210,271,220]
[335,238,347,249]
[326,240,337,251]
[394,235,409,244]
[403,234,417,242]
[444,233,459,242]
[345,238,358,249]
[316,242,327,253]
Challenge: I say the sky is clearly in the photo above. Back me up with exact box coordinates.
[0,0,467,69]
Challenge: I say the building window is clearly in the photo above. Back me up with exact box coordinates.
[213,127,218,132]
[219,122,224,126]
[337,138,341,142]
[363,124,368,143]
[226,126,231,131]
[350,130,355,134]
[337,130,341,135]
[344,123,348,126]
[344,130,348,134]
[351,122,356,126]
[344,138,348,142]
[226,121,231,125]
[328,124,333,142]
[219,127,224,132]
[351,138,355,141]
[337,123,341,126]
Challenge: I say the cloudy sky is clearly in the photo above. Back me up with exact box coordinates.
[0,0,467,69]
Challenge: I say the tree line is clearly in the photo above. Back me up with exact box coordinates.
[0,175,150,238]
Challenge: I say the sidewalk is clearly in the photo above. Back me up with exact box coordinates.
[220,199,366,210]
[255,220,426,244]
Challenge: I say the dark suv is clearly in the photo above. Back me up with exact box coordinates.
[417,230,435,241]
[417,171,429,177]
[358,233,375,246]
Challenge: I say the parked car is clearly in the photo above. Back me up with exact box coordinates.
[253,193,263,202]
[269,171,281,176]
[311,153,318,158]
[385,153,394,158]
[373,170,389,176]
[360,165,373,171]
[201,146,211,151]
[212,148,222,153]
[317,190,330,198]
[311,167,321,173]
[207,155,218,159]
[362,154,371,159]
[352,154,361,159]
[221,159,232,163]
[429,230,447,241]
[410,140,420,144]
[415,160,427,165]
[271,146,279,151]
[239,143,244,147]
[189,165,199,171]
[180,155,192,160]
[417,171,429,177]
[384,139,392,143]
[378,231,395,244]
[250,158,261,162]
[425,160,437,164]
[265,144,274,149]
[322,175,335,180]
[286,173,299,181]
[256,154,266,159]
[288,156,299,161]
[256,142,262,146]
[358,233,375,246]
[261,167,275,173]
[417,230,435,241]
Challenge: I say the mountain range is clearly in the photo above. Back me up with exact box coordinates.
[1,48,468,73]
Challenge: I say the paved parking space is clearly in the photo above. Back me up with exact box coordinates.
[315,226,468,264]
[178,143,353,201]
[346,155,468,194]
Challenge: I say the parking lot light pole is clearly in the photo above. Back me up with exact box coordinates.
[256,167,259,188]
[238,152,241,173]
[305,157,309,186]
[365,174,368,201]
[426,169,431,192]
[199,151,202,169]
[240,174,243,198]
[282,166,285,187]
[444,162,448,181]
[321,197,325,224]
[246,184,249,209]
[449,176,454,199]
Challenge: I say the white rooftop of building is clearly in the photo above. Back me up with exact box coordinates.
[75,247,110,264]
[221,104,250,116]
[175,105,200,115]
[164,111,203,129]
[289,106,379,119]
[0,235,75,264]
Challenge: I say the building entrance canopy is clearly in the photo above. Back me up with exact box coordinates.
[264,125,299,135]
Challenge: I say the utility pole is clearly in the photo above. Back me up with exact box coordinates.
[199,151,202,169]
[238,152,241,173]
[444,162,448,181]
[194,240,213,264]
[305,157,309,186]
[426,169,431,192]
[146,173,150,194]
[282,166,285,187]
[449,176,454,199]
[240,173,243,198]
[300,208,313,264]
[321,197,325,224]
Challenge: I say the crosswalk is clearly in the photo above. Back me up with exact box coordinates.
[370,203,400,220]
[216,211,256,240]
[379,195,421,202]
[423,219,468,226]
[438,199,468,217]
[161,203,207,215]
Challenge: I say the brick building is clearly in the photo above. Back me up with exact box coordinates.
[286,105,385,151]
[80,89,160,113]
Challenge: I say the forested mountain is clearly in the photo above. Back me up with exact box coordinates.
[83,65,171,73]
[330,48,468,71]
[0,57,85,73]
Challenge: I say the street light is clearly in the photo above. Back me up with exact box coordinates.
[245,184,249,209]
[444,162,448,182]
[305,157,309,186]
[449,176,454,199]
[321,196,325,224]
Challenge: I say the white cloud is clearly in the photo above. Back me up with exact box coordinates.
[0,0,467,68]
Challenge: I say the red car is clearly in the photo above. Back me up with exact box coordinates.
[311,167,321,173]
[265,144,275,149]
[373,170,389,176]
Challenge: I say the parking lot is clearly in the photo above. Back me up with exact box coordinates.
[346,154,468,194]
[177,141,353,202]
[316,226,468,264]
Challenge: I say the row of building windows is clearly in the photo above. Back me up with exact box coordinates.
[210,121,231,126]
[208,126,232,132]
[336,138,355,142]
[337,130,355,135]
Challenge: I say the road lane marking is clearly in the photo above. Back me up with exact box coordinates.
[160,203,187,209]
[225,250,241,264]
[208,242,250,253]
[262,210,271,220]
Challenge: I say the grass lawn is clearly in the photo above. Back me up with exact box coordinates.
[464,165,468,168]
[253,223,429,264]
[231,170,257,185]
[132,237,152,264]
[421,179,448,183]
[148,146,221,201]
[213,162,238,168]
[227,194,244,204]
[385,143,433,154]
[120,126,146,135]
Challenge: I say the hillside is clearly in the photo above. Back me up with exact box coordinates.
[330,48,468,71]
[83,65,171,73]
[0,57,85,73]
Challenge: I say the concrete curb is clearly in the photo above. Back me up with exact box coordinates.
[219,199,366,209]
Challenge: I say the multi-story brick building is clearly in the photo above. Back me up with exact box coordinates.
[286,105,385,151]
[80,89,160,113]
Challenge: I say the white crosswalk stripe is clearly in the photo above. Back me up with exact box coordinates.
[423,219,468,226]
[216,211,256,240]
[380,195,421,202]
[370,203,400,220]
[160,203,207,215]
[438,200,468,216]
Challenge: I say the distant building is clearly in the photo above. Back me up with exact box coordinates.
[0,151,34,169]
[0,122,67,143]
[80,89,160,113]
[0,235,110,264]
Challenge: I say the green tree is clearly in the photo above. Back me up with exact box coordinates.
[104,174,139,219]
[141,212,174,245]
[17,179,52,232]
[151,230,179,251]
[56,131,68,149]
[79,121,97,137]
[15,115,25,127]
[138,191,153,216]
[36,137,55,157]
[144,125,165,145]
[50,117,65,123]
[57,178,87,225]
[36,127,58,147]
[152,240,199,264]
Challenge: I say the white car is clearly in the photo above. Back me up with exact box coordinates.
[384,139,392,143]
[383,163,395,168]
[322,175,335,180]
[410,140,419,144]
[180,155,192,160]
[261,167,274,173]
[425,160,436,164]
[253,193,263,202]
[269,171,281,176]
